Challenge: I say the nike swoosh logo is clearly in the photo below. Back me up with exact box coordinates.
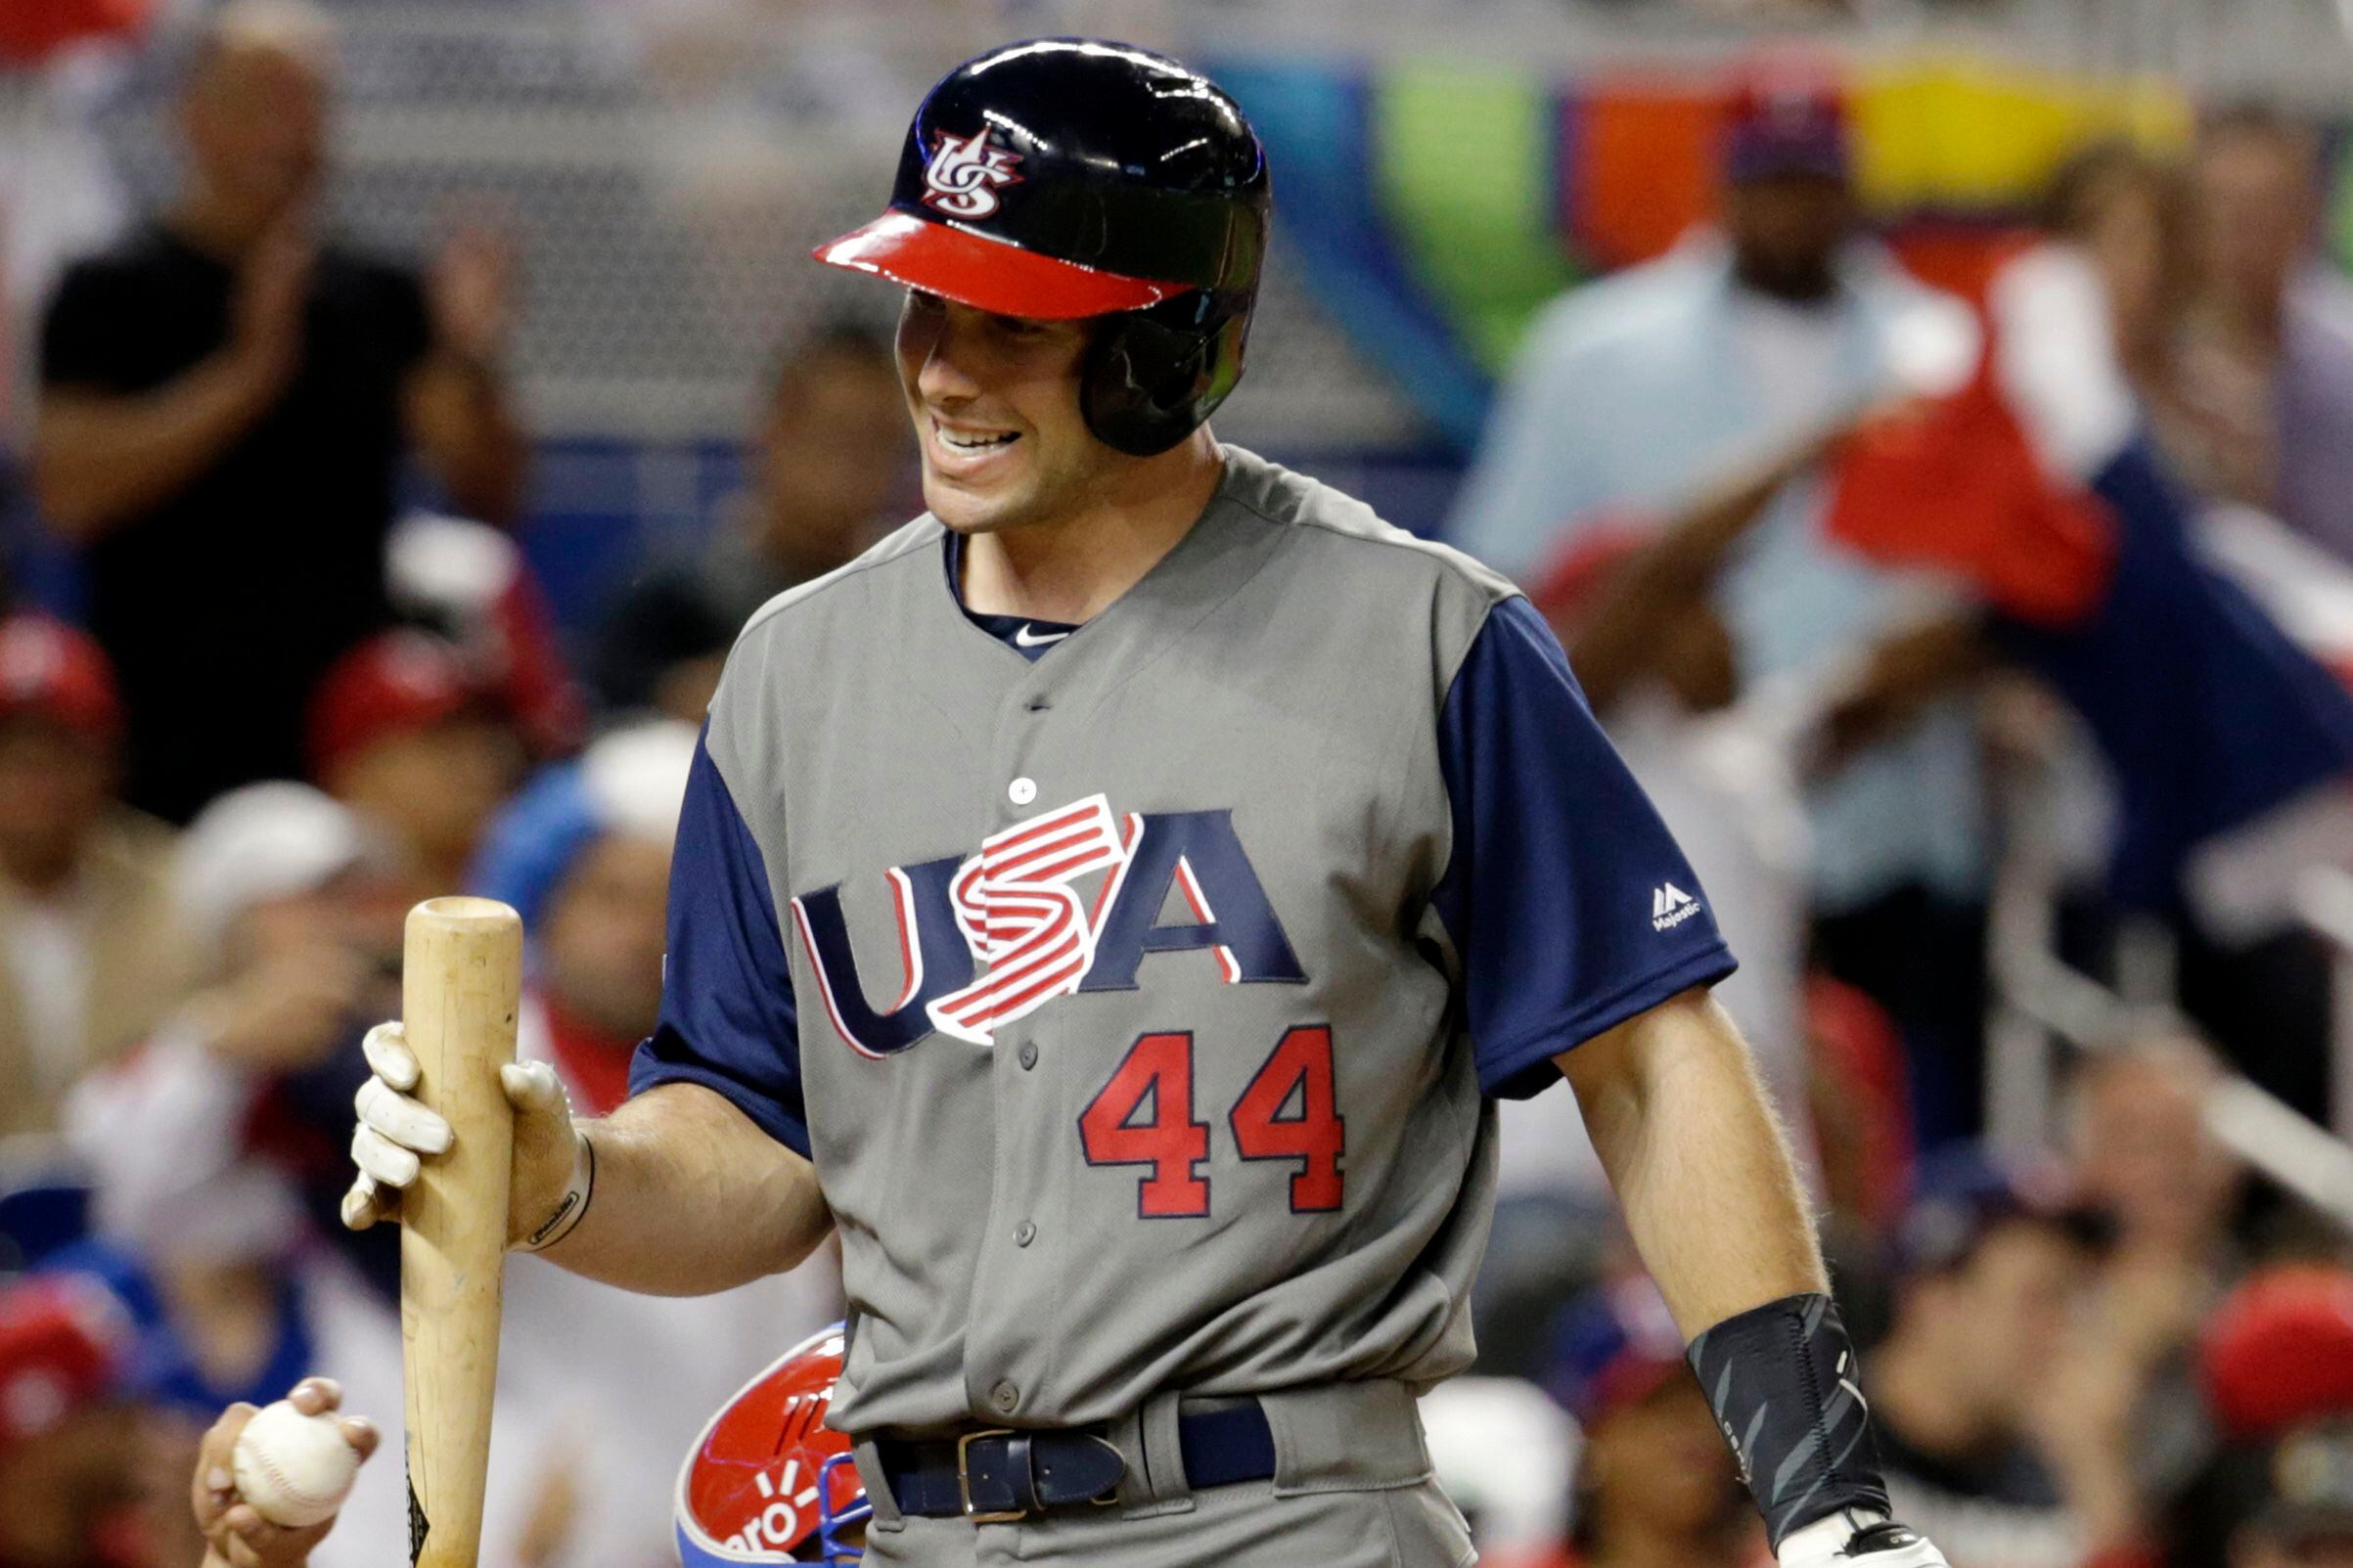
[1014,624,1071,648]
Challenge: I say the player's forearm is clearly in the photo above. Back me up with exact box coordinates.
[1559,988,1826,1333]
[34,359,283,541]
[541,1082,832,1295]
[1562,993,1915,1554]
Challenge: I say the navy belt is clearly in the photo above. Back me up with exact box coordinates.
[879,1401,1276,1522]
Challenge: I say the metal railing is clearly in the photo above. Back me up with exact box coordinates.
[1985,746,2353,1231]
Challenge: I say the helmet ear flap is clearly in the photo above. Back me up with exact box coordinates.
[1082,314,1210,457]
[1081,295,1248,457]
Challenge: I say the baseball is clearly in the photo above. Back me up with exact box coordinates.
[231,1400,363,1528]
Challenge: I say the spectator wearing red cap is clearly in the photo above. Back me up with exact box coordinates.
[385,509,588,764]
[2163,1277,2353,1568]
[2201,1267,2353,1446]
[307,629,527,904]
[0,1273,149,1568]
[0,613,193,1140]
[1476,475,1825,1372]
[1484,415,1968,1272]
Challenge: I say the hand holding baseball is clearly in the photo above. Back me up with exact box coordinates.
[193,1377,378,1568]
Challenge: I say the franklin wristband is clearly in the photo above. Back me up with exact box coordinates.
[520,1130,596,1253]
[1687,1291,1891,1550]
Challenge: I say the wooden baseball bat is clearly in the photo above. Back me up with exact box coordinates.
[399,897,521,1567]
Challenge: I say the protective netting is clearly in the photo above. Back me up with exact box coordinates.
[77,2,1425,448]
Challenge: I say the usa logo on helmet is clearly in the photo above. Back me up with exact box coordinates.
[921,128,1022,220]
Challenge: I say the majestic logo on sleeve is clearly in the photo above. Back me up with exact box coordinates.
[1651,882,1700,932]
[791,794,1304,1055]
[921,128,1023,220]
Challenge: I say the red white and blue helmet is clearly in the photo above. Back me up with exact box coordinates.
[814,38,1269,458]
[675,1322,870,1566]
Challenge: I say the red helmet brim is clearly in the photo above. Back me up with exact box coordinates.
[813,210,1193,320]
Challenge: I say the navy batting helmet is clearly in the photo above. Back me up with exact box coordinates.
[815,38,1270,457]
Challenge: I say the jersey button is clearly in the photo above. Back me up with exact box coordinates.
[1014,1221,1036,1247]
[1008,777,1038,806]
[989,1380,1019,1414]
[1017,1042,1038,1070]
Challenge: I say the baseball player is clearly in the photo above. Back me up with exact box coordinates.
[343,39,1953,1568]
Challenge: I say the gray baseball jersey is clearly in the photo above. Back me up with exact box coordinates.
[631,444,1734,1436]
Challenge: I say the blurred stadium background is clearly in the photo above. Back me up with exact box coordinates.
[6,1,2353,1566]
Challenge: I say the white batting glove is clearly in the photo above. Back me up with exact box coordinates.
[340,1021,594,1252]
[1779,1511,1951,1568]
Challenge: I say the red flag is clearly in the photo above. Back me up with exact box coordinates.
[1827,345,2116,628]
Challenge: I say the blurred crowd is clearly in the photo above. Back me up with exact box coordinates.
[0,4,2351,1568]
[1441,56,2353,1568]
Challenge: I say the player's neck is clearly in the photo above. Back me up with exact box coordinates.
[962,433,1224,625]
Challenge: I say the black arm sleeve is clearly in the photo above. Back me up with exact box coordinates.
[1687,1292,1893,1550]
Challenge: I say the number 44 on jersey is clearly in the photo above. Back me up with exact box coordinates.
[1080,1025,1345,1219]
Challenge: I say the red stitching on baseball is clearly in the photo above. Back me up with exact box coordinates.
[242,1427,346,1512]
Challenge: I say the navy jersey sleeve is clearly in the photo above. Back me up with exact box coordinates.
[627,733,810,1156]
[1432,596,1737,1098]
